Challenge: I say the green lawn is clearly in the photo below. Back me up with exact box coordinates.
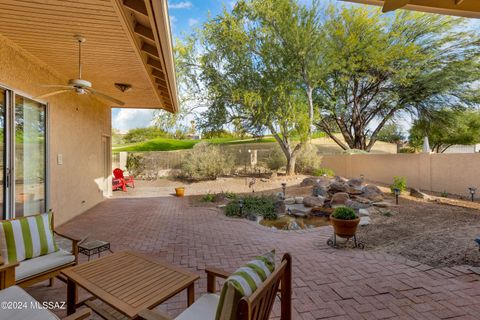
[113,136,276,152]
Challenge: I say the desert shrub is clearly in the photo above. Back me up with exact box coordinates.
[332,207,357,220]
[313,167,335,177]
[225,196,277,220]
[296,144,321,174]
[126,153,145,176]
[398,147,416,153]
[201,192,216,202]
[390,176,407,193]
[265,146,286,171]
[180,142,234,180]
[222,191,237,200]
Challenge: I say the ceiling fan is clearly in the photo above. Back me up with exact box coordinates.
[35,35,125,106]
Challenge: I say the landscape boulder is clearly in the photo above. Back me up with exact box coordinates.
[300,177,318,187]
[347,178,364,189]
[294,196,304,204]
[362,185,383,202]
[329,181,348,193]
[330,192,350,206]
[352,196,372,204]
[274,200,286,214]
[312,184,328,197]
[346,187,363,195]
[410,188,432,200]
[284,198,295,205]
[303,196,325,208]
[345,200,370,210]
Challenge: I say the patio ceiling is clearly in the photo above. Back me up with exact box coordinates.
[343,0,480,18]
[0,0,178,112]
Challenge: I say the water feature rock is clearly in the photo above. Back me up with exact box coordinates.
[352,196,372,204]
[274,200,286,214]
[363,184,382,194]
[310,207,333,217]
[334,176,348,183]
[331,192,350,206]
[359,217,371,226]
[300,177,318,186]
[312,184,328,197]
[295,196,304,204]
[287,220,301,230]
[358,209,370,217]
[286,204,310,217]
[348,177,364,188]
[284,198,295,205]
[329,181,348,193]
[345,200,370,210]
[346,187,363,195]
[303,196,325,208]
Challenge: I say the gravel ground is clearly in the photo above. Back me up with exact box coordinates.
[357,192,480,267]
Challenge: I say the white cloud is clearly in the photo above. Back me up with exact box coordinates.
[169,1,193,9]
[112,109,156,132]
[188,18,199,26]
[169,15,177,24]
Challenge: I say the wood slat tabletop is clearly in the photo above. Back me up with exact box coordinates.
[62,251,199,318]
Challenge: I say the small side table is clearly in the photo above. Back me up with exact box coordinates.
[78,240,113,261]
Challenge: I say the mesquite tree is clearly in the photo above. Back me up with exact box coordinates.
[314,7,480,151]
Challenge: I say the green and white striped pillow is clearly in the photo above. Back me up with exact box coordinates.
[215,251,275,320]
[0,213,58,264]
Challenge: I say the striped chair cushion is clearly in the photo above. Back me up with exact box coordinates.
[215,251,275,320]
[0,213,58,264]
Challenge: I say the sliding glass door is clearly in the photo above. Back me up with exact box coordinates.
[0,86,47,219]
[14,95,46,217]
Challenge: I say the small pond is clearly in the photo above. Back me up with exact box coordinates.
[259,215,330,230]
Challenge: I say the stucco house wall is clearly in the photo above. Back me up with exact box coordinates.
[0,34,111,226]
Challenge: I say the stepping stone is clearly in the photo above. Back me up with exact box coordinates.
[358,209,370,217]
[359,217,371,226]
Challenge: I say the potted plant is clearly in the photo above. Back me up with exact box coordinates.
[175,187,185,197]
[330,207,360,238]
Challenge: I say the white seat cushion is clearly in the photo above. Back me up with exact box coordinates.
[16,249,75,281]
[0,285,59,320]
[175,294,220,320]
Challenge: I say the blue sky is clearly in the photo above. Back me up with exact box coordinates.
[112,0,231,131]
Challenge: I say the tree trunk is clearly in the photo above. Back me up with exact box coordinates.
[306,86,314,136]
[286,154,296,176]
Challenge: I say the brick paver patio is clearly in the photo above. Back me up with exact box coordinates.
[27,196,480,319]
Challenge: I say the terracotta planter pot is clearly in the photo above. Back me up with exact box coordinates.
[330,216,360,238]
[175,187,185,197]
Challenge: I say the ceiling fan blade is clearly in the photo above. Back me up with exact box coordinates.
[382,0,410,12]
[35,89,72,100]
[39,84,75,89]
[87,88,125,106]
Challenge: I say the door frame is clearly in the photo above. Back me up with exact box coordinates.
[0,83,49,219]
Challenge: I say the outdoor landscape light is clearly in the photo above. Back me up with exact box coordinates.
[393,188,400,205]
[360,174,365,179]
[281,182,287,199]
[239,199,244,215]
[468,187,476,202]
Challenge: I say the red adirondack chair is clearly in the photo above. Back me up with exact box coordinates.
[113,168,135,188]
[112,176,126,192]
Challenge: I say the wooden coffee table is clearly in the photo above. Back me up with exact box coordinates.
[62,251,199,319]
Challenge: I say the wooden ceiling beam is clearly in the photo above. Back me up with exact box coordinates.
[134,23,154,41]
[455,0,465,5]
[147,58,163,71]
[141,42,159,58]
[123,0,148,16]
[152,69,166,80]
